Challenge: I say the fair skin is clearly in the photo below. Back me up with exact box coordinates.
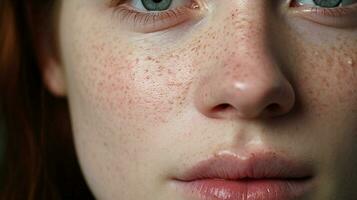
[41,0,356,199]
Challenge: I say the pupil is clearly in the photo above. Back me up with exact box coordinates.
[153,0,162,2]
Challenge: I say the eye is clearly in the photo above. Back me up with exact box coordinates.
[295,0,357,8]
[109,0,202,33]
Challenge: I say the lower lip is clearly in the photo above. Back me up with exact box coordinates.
[173,178,313,200]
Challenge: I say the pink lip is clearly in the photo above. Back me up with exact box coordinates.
[172,152,315,200]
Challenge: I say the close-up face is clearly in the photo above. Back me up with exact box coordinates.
[48,0,357,199]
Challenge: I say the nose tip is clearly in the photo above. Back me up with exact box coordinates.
[228,79,295,119]
[195,71,296,120]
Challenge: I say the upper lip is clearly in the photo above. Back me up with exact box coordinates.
[175,151,314,182]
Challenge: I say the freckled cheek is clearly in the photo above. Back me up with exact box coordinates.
[291,45,357,116]
[72,46,195,123]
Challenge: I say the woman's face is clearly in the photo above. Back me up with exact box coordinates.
[53,0,357,199]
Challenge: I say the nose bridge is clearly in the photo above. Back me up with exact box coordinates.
[221,3,280,96]
[222,0,270,47]
[218,0,273,72]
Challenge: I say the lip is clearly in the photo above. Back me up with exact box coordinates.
[172,151,315,200]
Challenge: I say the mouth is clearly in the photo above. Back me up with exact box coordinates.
[171,151,315,200]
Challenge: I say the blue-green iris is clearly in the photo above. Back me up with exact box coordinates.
[141,0,173,11]
[313,0,342,7]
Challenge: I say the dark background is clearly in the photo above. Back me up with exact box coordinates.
[0,102,5,180]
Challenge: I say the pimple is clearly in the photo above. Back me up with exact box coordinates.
[346,57,354,66]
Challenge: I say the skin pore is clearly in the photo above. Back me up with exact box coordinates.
[42,0,357,199]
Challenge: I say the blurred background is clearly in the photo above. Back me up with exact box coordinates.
[0,98,4,160]
[0,107,4,158]
[0,102,4,186]
[0,0,8,186]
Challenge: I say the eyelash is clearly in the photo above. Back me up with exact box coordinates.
[310,7,354,16]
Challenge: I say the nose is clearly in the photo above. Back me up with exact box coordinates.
[194,7,295,120]
[195,65,295,119]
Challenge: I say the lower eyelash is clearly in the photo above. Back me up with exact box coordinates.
[290,0,357,17]
[309,6,352,16]
[113,4,186,25]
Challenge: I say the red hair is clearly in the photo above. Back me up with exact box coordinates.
[0,0,94,199]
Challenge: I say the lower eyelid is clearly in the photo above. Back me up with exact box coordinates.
[304,7,355,17]
[112,4,202,33]
[288,5,357,28]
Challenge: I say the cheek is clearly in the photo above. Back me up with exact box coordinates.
[279,29,357,118]
[303,43,356,115]
[87,48,196,124]
[63,25,194,124]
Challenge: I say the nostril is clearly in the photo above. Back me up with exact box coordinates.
[212,103,231,112]
[266,103,281,115]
